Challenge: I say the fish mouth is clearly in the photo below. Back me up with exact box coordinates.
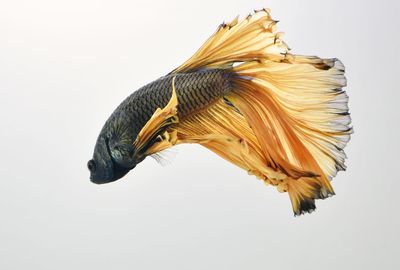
[89,155,135,185]
[97,168,131,185]
[90,175,118,184]
[89,161,132,184]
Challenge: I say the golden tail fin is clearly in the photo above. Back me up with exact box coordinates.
[150,9,351,215]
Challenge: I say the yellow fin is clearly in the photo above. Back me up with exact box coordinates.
[172,9,287,73]
[133,77,179,158]
[174,99,287,182]
[156,9,351,215]
[230,57,351,185]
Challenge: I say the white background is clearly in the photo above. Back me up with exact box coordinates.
[1,0,399,269]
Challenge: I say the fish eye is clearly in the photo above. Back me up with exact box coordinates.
[87,159,96,172]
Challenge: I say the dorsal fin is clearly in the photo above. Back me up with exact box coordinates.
[171,9,287,74]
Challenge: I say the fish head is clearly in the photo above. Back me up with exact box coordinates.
[88,131,138,184]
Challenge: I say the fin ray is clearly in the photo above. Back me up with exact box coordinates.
[146,9,351,215]
[133,77,179,159]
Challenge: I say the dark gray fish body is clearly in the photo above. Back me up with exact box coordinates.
[88,69,232,183]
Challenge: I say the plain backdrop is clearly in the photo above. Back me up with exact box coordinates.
[1,0,399,269]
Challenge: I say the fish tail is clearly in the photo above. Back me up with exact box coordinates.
[144,9,352,215]
[227,54,350,215]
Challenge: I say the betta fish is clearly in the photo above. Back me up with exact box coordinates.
[87,9,352,215]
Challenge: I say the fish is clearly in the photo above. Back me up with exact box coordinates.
[87,9,352,216]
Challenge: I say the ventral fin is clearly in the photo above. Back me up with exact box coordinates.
[133,77,179,159]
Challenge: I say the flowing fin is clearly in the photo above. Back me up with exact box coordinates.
[174,99,287,182]
[230,57,351,183]
[170,98,341,216]
[158,9,351,215]
[133,77,179,159]
[172,8,287,74]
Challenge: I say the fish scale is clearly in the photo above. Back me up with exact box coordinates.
[104,68,232,137]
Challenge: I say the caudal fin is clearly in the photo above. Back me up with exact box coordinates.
[151,9,351,215]
[229,54,350,215]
